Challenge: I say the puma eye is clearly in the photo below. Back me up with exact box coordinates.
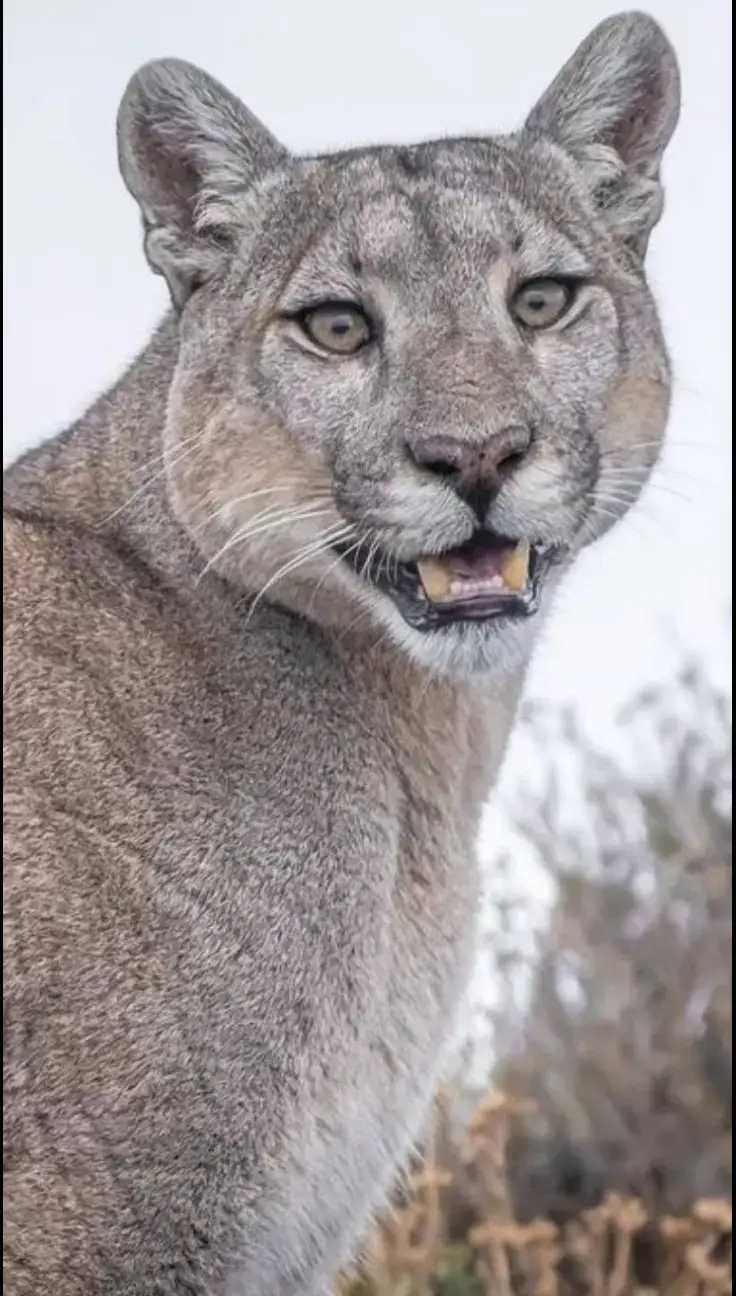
[299,303,373,354]
[510,278,576,329]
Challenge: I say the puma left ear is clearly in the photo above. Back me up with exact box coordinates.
[524,12,681,255]
[117,59,288,307]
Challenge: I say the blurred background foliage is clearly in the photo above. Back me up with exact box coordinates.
[339,666,732,1295]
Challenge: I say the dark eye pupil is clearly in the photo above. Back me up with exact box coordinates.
[526,294,546,310]
[300,302,371,353]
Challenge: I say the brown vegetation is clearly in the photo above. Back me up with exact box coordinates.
[339,667,732,1295]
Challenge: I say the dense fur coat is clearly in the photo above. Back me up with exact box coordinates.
[3,14,679,1294]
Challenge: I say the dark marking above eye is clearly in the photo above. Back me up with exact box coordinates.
[350,255,364,275]
[394,148,425,178]
[510,232,524,254]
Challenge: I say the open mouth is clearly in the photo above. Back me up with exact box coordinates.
[334,529,558,632]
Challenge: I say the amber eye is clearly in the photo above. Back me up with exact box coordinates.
[299,303,373,354]
[510,278,575,329]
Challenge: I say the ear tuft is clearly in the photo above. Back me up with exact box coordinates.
[524,12,680,253]
[117,59,287,306]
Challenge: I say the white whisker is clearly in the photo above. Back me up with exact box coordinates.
[196,506,334,585]
[245,522,354,624]
[336,602,381,646]
[98,436,205,528]
[305,533,362,616]
[587,500,662,541]
[190,488,298,535]
[360,534,382,583]
[598,471,692,504]
[127,431,202,482]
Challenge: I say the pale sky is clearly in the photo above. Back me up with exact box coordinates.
[4,0,732,745]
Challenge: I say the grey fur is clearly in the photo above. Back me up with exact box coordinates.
[3,13,679,1295]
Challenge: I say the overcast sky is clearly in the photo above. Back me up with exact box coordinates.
[4,0,731,745]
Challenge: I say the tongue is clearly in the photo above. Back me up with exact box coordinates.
[417,536,530,603]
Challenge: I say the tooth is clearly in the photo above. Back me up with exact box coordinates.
[417,558,453,602]
[501,543,530,593]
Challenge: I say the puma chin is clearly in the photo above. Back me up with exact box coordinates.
[329,529,564,677]
[148,44,674,677]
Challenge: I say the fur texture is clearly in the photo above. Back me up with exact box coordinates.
[3,13,679,1294]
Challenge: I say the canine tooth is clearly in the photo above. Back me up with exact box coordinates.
[417,558,452,602]
[501,543,530,592]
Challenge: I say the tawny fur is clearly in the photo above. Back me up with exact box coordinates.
[3,14,679,1294]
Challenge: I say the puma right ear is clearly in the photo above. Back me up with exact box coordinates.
[524,12,681,255]
[117,59,287,307]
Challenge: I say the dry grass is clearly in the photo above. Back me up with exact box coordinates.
[338,667,732,1295]
[337,1094,732,1296]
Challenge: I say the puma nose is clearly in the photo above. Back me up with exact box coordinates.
[406,425,532,517]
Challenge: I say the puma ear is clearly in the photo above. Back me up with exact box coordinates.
[524,12,681,255]
[117,59,287,307]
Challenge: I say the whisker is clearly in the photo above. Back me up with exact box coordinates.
[98,436,205,528]
[366,621,400,661]
[245,522,354,624]
[603,438,722,455]
[190,488,298,535]
[336,602,382,647]
[196,506,334,585]
[305,533,362,616]
[595,486,660,512]
[614,464,713,488]
[594,497,662,530]
[193,498,314,544]
[360,534,382,583]
[598,472,693,504]
[587,501,664,540]
[125,429,208,482]
[376,542,394,587]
